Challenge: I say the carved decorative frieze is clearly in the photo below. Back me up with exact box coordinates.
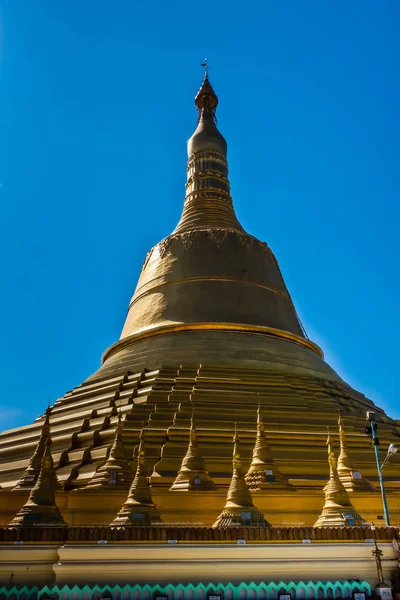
[158,237,172,258]
[141,250,153,271]
[141,231,275,271]
[143,230,273,261]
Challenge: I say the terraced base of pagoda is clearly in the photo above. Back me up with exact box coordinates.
[0,362,399,527]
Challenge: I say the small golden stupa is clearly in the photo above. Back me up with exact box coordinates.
[245,404,292,491]
[9,427,66,527]
[110,430,161,526]
[170,407,215,491]
[314,431,365,527]
[213,425,270,527]
[84,412,133,490]
[12,407,53,491]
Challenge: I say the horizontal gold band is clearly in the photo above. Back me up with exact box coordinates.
[102,322,324,364]
[131,276,291,310]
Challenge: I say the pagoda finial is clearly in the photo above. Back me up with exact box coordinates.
[195,62,218,122]
[170,404,215,491]
[213,426,270,528]
[9,426,66,527]
[314,430,365,527]
[190,404,196,443]
[326,427,336,478]
[12,405,53,491]
[245,406,292,491]
[200,58,210,77]
[110,429,161,526]
[170,66,244,234]
[233,422,240,465]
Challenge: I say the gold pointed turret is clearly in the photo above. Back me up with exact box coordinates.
[9,432,66,527]
[12,407,53,491]
[314,431,365,527]
[337,412,376,492]
[173,72,243,234]
[84,412,133,490]
[213,426,270,528]
[245,405,292,490]
[170,408,215,491]
[115,73,307,348]
[110,430,161,526]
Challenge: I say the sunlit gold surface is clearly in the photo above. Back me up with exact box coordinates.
[0,72,399,588]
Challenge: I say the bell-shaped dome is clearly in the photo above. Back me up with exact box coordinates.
[97,72,329,383]
[188,115,227,157]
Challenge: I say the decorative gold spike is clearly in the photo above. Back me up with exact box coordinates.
[195,72,219,120]
[245,405,293,491]
[110,430,161,526]
[84,413,133,490]
[314,430,365,527]
[213,427,270,528]
[170,406,215,491]
[9,432,66,527]
[337,411,376,492]
[12,407,55,491]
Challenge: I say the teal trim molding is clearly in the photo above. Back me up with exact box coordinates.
[0,580,372,599]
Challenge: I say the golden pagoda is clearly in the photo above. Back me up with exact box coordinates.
[83,412,133,490]
[0,73,400,544]
[245,404,292,491]
[314,431,365,527]
[110,430,161,526]
[12,407,52,491]
[213,425,269,527]
[8,429,66,527]
[170,407,215,491]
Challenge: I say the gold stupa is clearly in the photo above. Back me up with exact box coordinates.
[110,430,161,526]
[314,431,365,527]
[213,425,270,527]
[0,72,399,531]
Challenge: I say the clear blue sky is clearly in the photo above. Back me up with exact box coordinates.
[0,1,399,430]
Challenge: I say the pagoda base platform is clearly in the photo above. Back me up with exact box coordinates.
[0,526,398,589]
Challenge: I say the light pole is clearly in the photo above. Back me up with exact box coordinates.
[365,411,398,527]
[381,444,398,471]
[370,523,388,588]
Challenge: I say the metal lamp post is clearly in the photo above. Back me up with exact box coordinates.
[366,412,398,527]
[370,523,388,588]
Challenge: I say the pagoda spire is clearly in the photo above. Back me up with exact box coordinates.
[337,411,376,492]
[170,406,215,491]
[9,431,66,527]
[245,404,292,490]
[84,412,132,490]
[12,406,53,491]
[173,72,244,234]
[116,69,307,356]
[110,429,161,526]
[314,430,365,527]
[213,425,270,528]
